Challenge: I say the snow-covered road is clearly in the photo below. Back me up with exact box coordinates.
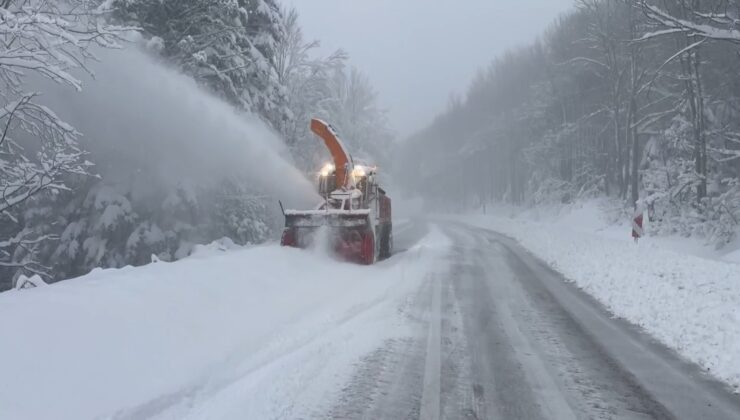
[326,222,740,419]
[457,204,740,390]
[1,220,739,419]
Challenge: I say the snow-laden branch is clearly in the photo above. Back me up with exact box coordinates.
[640,2,740,43]
[710,147,740,162]
[0,2,136,94]
[0,225,55,278]
[0,229,55,250]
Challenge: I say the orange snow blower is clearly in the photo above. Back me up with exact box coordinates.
[280,119,392,264]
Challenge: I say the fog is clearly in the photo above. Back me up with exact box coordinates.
[30,43,318,208]
[290,0,575,137]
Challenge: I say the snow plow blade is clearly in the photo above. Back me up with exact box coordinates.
[280,210,376,265]
[283,210,372,228]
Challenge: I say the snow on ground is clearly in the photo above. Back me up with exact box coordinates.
[483,200,740,263]
[0,229,450,420]
[454,200,740,390]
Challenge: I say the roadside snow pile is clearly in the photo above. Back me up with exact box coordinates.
[0,229,450,420]
[13,275,48,290]
[458,202,740,389]
[188,237,241,258]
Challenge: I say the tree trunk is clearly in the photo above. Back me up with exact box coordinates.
[627,0,641,208]
[692,46,707,201]
[680,0,707,202]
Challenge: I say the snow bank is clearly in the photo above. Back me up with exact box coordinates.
[485,199,740,262]
[456,203,740,389]
[0,230,451,420]
[13,275,48,290]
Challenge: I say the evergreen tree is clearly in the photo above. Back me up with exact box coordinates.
[113,0,290,128]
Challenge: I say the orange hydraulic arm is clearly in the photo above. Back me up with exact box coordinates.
[311,118,353,188]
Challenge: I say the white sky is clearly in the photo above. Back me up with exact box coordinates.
[288,0,575,138]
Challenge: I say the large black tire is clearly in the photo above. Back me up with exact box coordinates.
[378,224,393,260]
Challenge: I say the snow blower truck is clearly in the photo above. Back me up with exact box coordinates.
[280,119,392,264]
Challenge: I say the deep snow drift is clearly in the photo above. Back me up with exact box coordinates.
[0,229,450,420]
[455,201,740,390]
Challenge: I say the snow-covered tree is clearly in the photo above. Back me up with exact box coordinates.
[274,7,346,169]
[400,0,740,247]
[320,67,393,166]
[275,8,392,171]
[212,179,275,245]
[0,0,131,282]
[113,0,290,129]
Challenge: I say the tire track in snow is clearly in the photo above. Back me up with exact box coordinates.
[112,274,412,420]
[420,274,442,420]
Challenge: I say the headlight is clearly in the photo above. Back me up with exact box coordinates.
[320,163,335,177]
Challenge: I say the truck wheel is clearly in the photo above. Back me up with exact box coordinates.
[362,231,376,265]
[379,225,392,260]
[387,229,393,256]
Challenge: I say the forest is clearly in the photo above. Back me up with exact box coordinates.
[0,0,392,289]
[399,0,740,248]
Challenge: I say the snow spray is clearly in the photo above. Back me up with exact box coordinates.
[309,225,335,259]
[25,39,318,208]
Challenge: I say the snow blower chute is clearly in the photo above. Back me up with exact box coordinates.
[280,119,393,264]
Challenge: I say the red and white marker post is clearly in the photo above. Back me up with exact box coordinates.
[632,208,644,243]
